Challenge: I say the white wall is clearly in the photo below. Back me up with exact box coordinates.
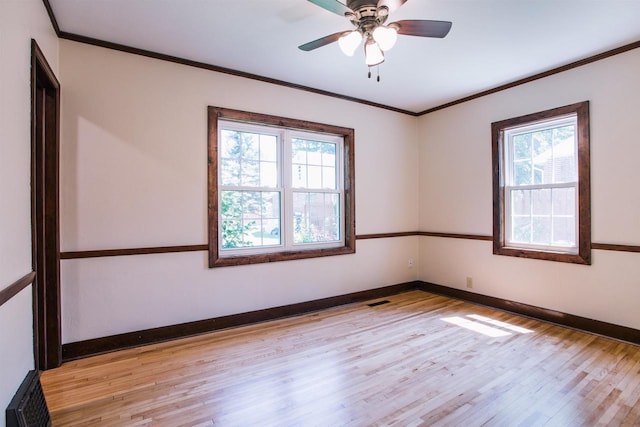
[417,48,640,330]
[59,40,420,343]
[0,0,58,423]
[58,25,640,348]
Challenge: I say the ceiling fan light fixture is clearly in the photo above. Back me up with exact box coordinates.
[338,30,363,56]
[364,38,385,66]
[372,25,398,51]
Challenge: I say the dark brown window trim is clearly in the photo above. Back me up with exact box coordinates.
[0,272,36,308]
[492,101,591,264]
[208,106,356,268]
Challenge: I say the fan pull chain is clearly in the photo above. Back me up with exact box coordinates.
[367,66,381,82]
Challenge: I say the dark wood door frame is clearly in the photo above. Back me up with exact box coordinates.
[31,39,61,370]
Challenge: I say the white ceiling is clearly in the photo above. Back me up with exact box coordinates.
[48,0,640,114]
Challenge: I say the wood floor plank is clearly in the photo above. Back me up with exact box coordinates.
[41,291,640,426]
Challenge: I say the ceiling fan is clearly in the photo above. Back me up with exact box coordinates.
[299,0,452,78]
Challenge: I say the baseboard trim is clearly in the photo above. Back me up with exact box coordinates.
[62,281,420,361]
[62,279,640,361]
[417,281,640,346]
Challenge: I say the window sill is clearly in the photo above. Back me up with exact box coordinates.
[210,245,356,267]
[493,245,591,265]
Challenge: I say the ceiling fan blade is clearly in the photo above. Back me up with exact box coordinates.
[306,0,353,16]
[392,20,452,38]
[377,0,408,14]
[298,32,344,51]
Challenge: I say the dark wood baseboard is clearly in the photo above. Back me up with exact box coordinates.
[417,281,640,346]
[62,281,420,361]
[62,279,640,362]
[0,272,36,308]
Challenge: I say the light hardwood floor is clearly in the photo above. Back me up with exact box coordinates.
[41,291,640,426]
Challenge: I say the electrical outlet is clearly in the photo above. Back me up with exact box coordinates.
[466,277,473,289]
[408,258,414,268]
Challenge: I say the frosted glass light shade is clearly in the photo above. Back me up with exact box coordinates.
[364,39,384,66]
[372,25,398,51]
[338,31,363,56]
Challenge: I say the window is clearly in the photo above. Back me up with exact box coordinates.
[208,107,355,267]
[492,101,591,264]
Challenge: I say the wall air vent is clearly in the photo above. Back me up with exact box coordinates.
[6,370,51,427]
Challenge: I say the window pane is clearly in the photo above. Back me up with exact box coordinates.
[512,216,531,244]
[241,160,260,186]
[220,190,242,220]
[513,134,531,160]
[260,161,277,188]
[508,187,576,248]
[221,188,254,249]
[527,125,577,185]
[514,160,532,186]
[220,190,281,249]
[306,141,323,166]
[292,138,338,190]
[552,187,575,215]
[532,217,551,244]
[260,135,277,161]
[221,129,279,189]
[292,140,306,164]
[322,143,336,165]
[293,164,307,188]
[221,220,249,249]
[552,188,575,247]
[531,189,551,215]
[322,166,336,190]
[307,165,322,189]
[220,131,240,159]
[552,217,575,247]
[220,158,240,186]
[511,189,530,216]
[552,126,576,183]
[252,191,281,247]
[293,192,340,244]
[240,133,259,161]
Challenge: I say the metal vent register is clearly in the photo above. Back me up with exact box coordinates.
[6,370,51,427]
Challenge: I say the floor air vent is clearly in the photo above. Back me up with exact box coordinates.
[6,370,51,427]
[367,300,391,307]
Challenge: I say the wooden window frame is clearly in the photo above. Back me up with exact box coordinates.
[491,101,591,264]
[208,107,356,268]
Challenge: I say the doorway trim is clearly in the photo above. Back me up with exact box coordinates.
[31,39,61,370]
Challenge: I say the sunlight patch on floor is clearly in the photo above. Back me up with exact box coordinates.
[442,314,534,337]
[467,314,534,334]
